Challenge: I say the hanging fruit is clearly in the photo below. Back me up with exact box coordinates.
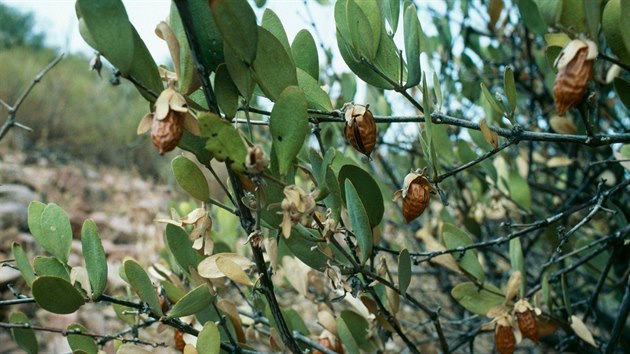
[343,103,377,157]
[513,299,540,343]
[553,39,597,116]
[393,170,436,223]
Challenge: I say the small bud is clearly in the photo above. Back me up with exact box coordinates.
[553,39,597,115]
[245,145,267,173]
[343,104,377,157]
[89,53,102,78]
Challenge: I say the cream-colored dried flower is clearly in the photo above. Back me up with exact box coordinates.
[279,185,317,238]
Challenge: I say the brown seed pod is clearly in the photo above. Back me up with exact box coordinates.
[151,111,184,155]
[495,324,516,354]
[174,329,186,352]
[553,39,597,116]
[517,309,539,343]
[394,171,434,223]
[344,104,377,157]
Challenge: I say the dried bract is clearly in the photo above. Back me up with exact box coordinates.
[343,104,377,157]
[245,145,268,173]
[279,185,317,237]
[553,39,597,115]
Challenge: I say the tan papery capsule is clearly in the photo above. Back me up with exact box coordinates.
[553,39,597,115]
[344,104,377,157]
[151,111,184,155]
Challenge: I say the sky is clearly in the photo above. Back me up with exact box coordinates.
[2,0,337,65]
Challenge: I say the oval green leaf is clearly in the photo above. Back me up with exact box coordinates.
[32,276,85,314]
[210,0,258,64]
[67,323,98,354]
[197,321,221,354]
[76,0,134,73]
[12,243,36,287]
[27,201,45,241]
[81,219,108,299]
[166,284,214,319]
[442,223,485,283]
[291,29,319,80]
[172,155,210,201]
[398,249,412,296]
[269,86,309,176]
[214,64,239,119]
[9,311,38,354]
[123,259,163,316]
[338,164,384,228]
[40,203,72,263]
[297,68,333,111]
[261,8,291,55]
[504,66,516,113]
[198,113,249,173]
[403,3,421,88]
[33,256,70,282]
[165,224,203,274]
[252,27,298,101]
[344,180,373,264]
[451,282,504,315]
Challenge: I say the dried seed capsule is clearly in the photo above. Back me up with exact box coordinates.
[174,329,185,352]
[495,324,516,354]
[151,111,184,155]
[393,170,434,223]
[553,39,597,116]
[344,104,377,157]
[514,299,539,343]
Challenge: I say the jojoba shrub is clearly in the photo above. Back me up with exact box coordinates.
[3,0,630,353]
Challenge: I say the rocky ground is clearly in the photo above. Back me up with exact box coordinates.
[0,150,178,353]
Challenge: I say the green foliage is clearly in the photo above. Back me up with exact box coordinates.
[0,4,45,49]
[269,86,308,176]
[32,276,85,314]
[81,219,108,299]
[172,155,210,201]
[9,312,38,354]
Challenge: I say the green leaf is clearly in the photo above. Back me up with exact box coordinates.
[403,3,421,88]
[603,0,630,65]
[480,82,503,116]
[269,86,309,176]
[584,0,602,40]
[33,256,70,282]
[442,223,485,283]
[39,203,72,263]
[297,68,333,111]
[338,310,378,351]
[509,237,526,297]
[197,321,221,354]
[338,164,384,228]
[337,319,359,354]
[282,225,333,272]
[504,66,516,114]
[172,155,210,201]
[76,0,134,73]
[124,259,163,316]
[380,0,401,34]
[252,26,298,101]
[451,282,504,315]
[12,243,36,287]
[128,27,163,102]
[81,219,108,299]
[558,0,587,33]
[214,64,239,119]
[174,0,224,73]
[198,113,249,173]
[167,284,214,319]
[32,276,85,314]
[398,249,412,296]
[433,71,442,110]
[9,312,38,354]
[544,33,571,48]
[345,180,373,264]
[516,0,548,35]
[165,224,203,274]
[210,0,258,64]
[622,0,630,57]
[262,9,291,55]
[27,201,45,241]
[347,0,381,61]
[168,3,198,95]
[614,77,630,110]
[534,0,562,26]
[67,323,98,354]
[508,170,532,210]
[224,45,255,101]
[291,29,319,80]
